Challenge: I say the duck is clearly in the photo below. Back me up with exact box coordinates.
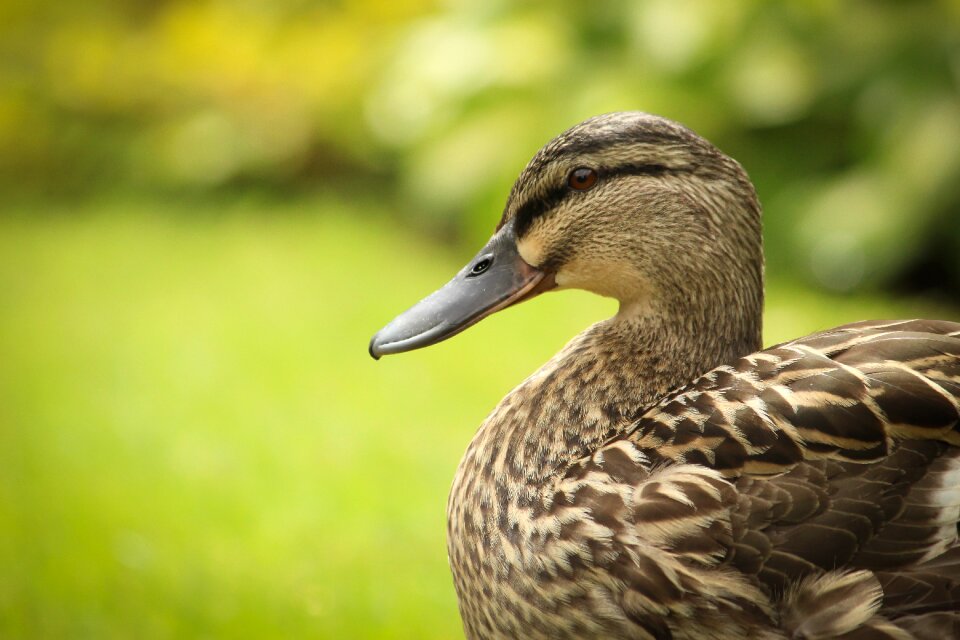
[369,112,960,639]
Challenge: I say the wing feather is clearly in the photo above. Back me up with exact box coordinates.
[552,320,960,635]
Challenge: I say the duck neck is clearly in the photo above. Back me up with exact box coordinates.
[456,292,762,493]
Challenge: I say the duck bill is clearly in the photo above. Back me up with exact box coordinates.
[369,221,554,359]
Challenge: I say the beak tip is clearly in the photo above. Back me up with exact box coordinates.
[368,334,382,360]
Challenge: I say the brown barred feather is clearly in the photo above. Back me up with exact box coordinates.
[780,569,884,639]
[629,321,960,475]
[495,322,960,639]
[892,612,960,640]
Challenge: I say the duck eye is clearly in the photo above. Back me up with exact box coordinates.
[568,167,598,191]
[469,257,492,276]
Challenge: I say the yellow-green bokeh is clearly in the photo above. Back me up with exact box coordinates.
[2,1,960,638]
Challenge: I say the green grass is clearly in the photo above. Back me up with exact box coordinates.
[0,196,956,638]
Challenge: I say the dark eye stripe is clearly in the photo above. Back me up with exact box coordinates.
[513,163,673,237]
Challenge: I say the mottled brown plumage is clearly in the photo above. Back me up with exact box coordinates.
[372,112,960,639]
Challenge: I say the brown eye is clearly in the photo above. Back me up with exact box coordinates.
[568,167,598,191]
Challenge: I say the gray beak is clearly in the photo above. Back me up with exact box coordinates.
[369,220,554,359]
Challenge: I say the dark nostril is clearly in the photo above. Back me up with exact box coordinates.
[468,257,492,277]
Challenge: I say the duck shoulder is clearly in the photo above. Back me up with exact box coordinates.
[629,318,960,474]
[546,319,960,637]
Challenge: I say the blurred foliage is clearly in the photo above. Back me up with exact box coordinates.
[3,3,960,637]
[2,0,960,293]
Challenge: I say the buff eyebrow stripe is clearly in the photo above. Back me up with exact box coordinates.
[513,163,674,235]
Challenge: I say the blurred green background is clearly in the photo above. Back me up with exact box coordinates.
[2,1,959,638]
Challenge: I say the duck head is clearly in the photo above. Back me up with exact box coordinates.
[369,112,763,359]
